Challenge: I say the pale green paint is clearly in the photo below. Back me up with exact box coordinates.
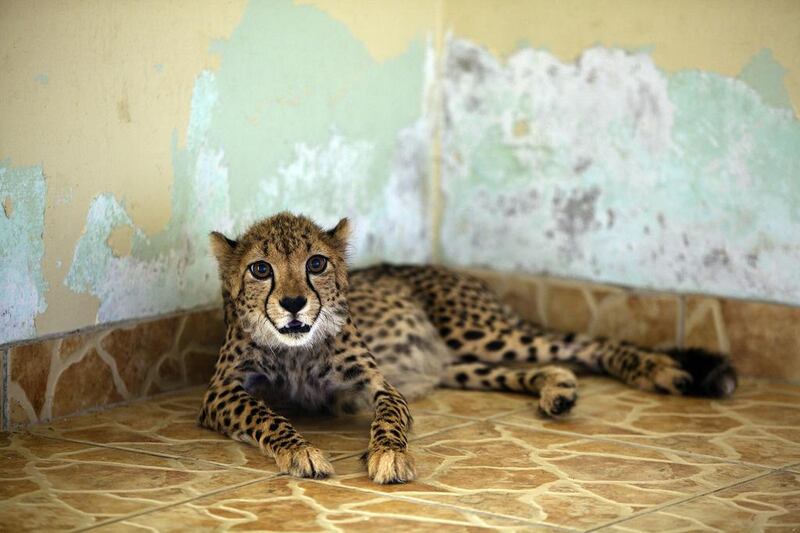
[65,0,430,325]
[442,40,800,306]
[739,49,793,111]
[0,162,47,343]
[208,0,425,210]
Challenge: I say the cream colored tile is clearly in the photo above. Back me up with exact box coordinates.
[467,269,545,326]
[101,316,183,397]
[30,387,469,473]
[411,388,535,420]
[606,471,800,532]
[543,282,594,333]
[323,421,764,530]
[499,378,800,468]
[0,431,265,532]
[101,477,548,532]
[592,291,679,349]
[8,339,56,425]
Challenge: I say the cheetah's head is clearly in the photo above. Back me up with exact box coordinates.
[210,212,350,348]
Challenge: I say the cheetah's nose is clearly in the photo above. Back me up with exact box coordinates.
[279,296,307,314]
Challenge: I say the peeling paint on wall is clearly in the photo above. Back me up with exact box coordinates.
[63,1,431,326]
[0,162,47,340]
[738,49,793,112]
[441,38,800,305]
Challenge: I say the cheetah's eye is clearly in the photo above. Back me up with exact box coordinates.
[306,255,327,275]
[249,261,272,280]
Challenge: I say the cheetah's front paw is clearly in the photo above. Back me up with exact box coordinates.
[274,445,334,479]
[367,448,416,484]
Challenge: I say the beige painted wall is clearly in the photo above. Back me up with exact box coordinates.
[444,0,800,114]
[0,0,248,336]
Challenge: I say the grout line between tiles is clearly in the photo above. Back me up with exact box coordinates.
[585,469,778,532]
[77,474,278,532]
[491,417,792,472]
[30,431,281,476]
[409,418,476,440]
[305,476,581,533]
[785,462,800,474]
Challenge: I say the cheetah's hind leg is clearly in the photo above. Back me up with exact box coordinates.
[440,362,578,418]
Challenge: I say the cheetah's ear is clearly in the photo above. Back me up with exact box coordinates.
[209,231,238,266]
[326,217,350,249]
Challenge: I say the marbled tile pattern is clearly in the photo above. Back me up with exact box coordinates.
[3,378,799,531]
[5,308,224,428]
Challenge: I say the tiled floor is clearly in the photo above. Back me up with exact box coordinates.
[1,378,799,532]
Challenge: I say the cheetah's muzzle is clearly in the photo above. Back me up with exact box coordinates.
[278,319,311,334]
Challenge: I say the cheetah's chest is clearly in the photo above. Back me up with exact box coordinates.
[243,351,340,413]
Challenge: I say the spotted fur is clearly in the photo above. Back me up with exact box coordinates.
[199,212,737,484]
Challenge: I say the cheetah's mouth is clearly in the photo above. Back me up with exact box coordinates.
[278,319,311,335]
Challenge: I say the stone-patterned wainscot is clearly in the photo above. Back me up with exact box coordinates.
[4,308,224,429]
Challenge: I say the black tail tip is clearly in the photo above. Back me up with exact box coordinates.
[662,347,738,398]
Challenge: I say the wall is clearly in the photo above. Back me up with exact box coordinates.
[2,0,800,348]
[0,0,434,345]
[438,0,800,306]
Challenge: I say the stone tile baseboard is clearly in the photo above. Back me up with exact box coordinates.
[1,308,224,431]
[469,269,800,384]
[2,271,798,431]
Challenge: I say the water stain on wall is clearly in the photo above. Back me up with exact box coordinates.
[441,38,800,305]
[0,162,48,340]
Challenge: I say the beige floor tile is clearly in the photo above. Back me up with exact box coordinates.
[604,471,800,532]
[6,381,800,531]
[498,377,800,468]
[322,422,765,530]
[97,477,550,532]
[0,431,266,532]
[29,387,470,473]
[410,388,536,419]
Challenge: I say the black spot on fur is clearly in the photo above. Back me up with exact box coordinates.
[447,338,463,350]
[343,365,364,380]
[485,340,505,351]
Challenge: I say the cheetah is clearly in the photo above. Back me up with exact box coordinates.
[199,212,737,484]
